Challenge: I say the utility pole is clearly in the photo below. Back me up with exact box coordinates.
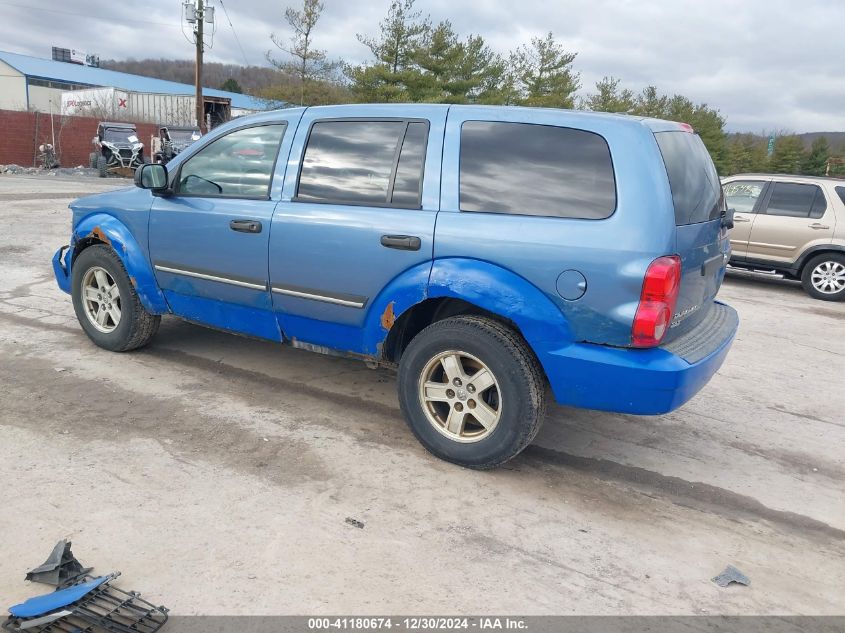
[184,1,214,131]
[195,0,204,131]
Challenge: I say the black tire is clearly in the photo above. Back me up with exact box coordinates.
[397,315,547,469]
[88,152,98,169]
[96,154,108,178]
[801,253,845,301]
[71,244,160,351]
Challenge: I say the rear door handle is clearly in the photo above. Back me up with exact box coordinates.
[380,234,421,251]
[809,223,830,230]
[230,219,262,233]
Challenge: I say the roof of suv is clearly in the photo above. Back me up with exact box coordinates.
[260,103,690,133]
[726,173,845,183]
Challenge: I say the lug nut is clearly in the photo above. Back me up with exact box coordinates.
[467,399,476,409]
[453,377,462,387]
[446,389,455,399]
[454,402,464,412]
[467,384,476,393]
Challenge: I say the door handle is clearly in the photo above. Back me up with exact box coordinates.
[733,216,751,223]
[809,223,830,230]
[380,234,421,251]
[230,219,262,233]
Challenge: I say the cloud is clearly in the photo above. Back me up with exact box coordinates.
[2,0,842,132]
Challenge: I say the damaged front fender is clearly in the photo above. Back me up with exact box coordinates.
[66,213,169,314]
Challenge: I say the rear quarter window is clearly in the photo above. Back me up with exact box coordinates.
[459,121,616,219]
[655,131,723,225]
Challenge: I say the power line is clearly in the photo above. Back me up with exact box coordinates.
[218,0,250,67]
[0,0,182,29]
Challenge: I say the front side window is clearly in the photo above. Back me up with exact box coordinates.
[724,180,766,214]
[178,124,286,198]
[459,121,616,219]
[765,182,826,219]
[296,119,428,207]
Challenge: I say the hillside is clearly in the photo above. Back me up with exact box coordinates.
[100,58,288,95]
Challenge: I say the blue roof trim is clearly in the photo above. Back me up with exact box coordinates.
[0,50,282,111]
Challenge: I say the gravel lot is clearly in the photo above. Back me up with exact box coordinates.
[0,173,843,615]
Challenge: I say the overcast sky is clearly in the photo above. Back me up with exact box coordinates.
[1,0,842,133]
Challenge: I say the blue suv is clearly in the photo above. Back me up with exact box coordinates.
[53,104,738,468]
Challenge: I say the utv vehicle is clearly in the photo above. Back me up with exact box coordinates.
[153,125,201,164]
[88,122,147,178]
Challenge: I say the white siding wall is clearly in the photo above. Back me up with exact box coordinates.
[26,84,66,113]
[0,60,27,110]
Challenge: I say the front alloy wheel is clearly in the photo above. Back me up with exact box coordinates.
[81,266,121,333]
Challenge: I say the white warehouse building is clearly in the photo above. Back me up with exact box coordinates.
[0,50,278,126]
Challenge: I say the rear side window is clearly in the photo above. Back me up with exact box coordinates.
[296,119,428,207]
[655,131,723,225]
[765,182,826,219]
[835,186,845,206]
[459,121,616,219]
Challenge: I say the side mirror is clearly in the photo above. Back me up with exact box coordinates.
[135,163,168,192]
[721,207,735,230]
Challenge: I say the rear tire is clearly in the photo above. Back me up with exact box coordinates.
[96,154,108,178]
[397,316,547,469]
[88,152,98,169]
[71,244,160,351]
[801,253,845,301]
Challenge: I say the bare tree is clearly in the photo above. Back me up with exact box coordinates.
[267,0,336,105]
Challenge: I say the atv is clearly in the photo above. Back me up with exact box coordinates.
[153,125,202,165]
[88,122,147,178]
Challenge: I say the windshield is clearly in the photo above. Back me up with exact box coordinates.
[103,128,136,144]
[168,129,200,142]
[655,131,724,225]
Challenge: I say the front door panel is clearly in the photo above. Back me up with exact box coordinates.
[149,122,289,341]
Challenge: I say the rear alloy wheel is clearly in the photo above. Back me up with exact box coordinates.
[802,253,845,301]
[398,316,546,469]
[418,350,502,443]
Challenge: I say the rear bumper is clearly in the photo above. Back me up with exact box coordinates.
[52,244,73,294]
[542,302,738,415]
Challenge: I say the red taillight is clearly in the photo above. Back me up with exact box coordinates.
[632,255,681,347]
[678,122,694,133]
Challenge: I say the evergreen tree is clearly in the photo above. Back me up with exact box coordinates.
[219,78,243,93]
[801,136,831,176]
[768,135,806,174]
[346,0,430,102]
[509,33,580,108]
[581,76,635,113]
[725,134,768,175]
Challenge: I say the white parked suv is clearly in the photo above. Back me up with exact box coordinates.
[722,174,845,301]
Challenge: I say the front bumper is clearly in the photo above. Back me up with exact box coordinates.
[52,244,73,294]
[542,302,738,415]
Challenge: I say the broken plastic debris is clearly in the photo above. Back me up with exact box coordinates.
[25,540,91,586]
[345,517,365,529]
[712,565,750,587]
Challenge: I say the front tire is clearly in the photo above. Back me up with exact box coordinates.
[96,154,108,178]
[801,253,845,301]
[397,316,547,469]
[71,245,160,351]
